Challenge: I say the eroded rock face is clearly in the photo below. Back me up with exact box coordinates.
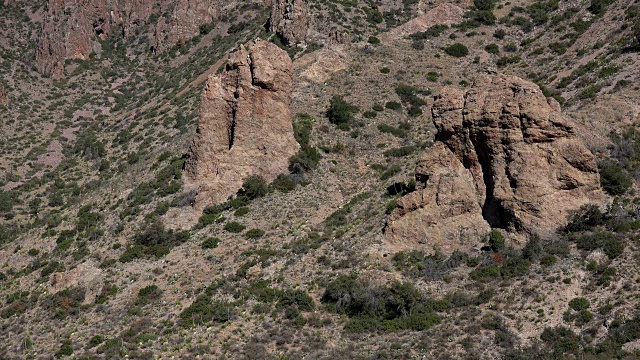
[267,0,307,46]
[36,0,261,78]
[184,39,299,207]
[387,74,604,253]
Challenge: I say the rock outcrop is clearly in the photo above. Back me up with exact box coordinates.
[387,74,604,254]
[36,0,262,78]
[267,0,307,46]
[184,39,299,207]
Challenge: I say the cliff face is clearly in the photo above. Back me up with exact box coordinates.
[267,0,307,46]
[387,74,605,254]
[35,0,263,78]
[184,39,299,208]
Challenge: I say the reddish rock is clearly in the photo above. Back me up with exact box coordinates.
[35,0,263,78]
[387,74,605,254]
[184,39,299,207]
[268,0,307,46]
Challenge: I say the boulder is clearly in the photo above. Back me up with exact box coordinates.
[184,39,299,208]
[387,74,605,253]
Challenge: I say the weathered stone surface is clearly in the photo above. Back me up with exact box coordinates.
[387,74,604,253]
[184,39,299,207]
[383,3,464,41]
[35,0,262,78]
[49,261,104,305]
[267,0,307,46]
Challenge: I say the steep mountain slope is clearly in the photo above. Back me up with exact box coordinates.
[0,0,640,358]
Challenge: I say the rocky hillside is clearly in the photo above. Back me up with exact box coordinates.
[0,0,640,358]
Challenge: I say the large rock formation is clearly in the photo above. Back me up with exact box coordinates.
[36,0,263,78]
[184,39,299,207]
[387,74,604,254]
[267,0,307,46]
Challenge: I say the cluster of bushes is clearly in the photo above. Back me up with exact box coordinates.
[321,275,441,332]
[288,113,321,180]
[377,122,411,138]
[324,192,371,231]
[179,294,237,327]
[119,220,190,262]
[198,175,268,226]
[244,280,314,312]
[42,287,86,319]
[327,95,359,130]
[394,85,428,117]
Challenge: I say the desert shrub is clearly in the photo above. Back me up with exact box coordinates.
[444,43,469,57]
[271,174,297,192]
[234,207,249,216]
[485,43,499,54]
[568,297,590,311]
[322,276,441,332]
[493,29,506,39]
[384,146,418,157]
[599,162,632,195]
[119,220,189,262]
[380,67,390,74]
[43,287,86,319]
[496,55,521,67]
[407,106,423,117]
[395,85,427,107]
[200,237,220,249]
[224,221,246,233]
[290,114,321,174]
[180,295,236,326]
[360,110,376,119]
[487,229,505,252]
[0,190,16,213]
[540,326,581,355]
[574,231,624,259]
[565,204,607,232]
[238,175,269,200]
[377,124,406,138]
[137,285,162,305]
[367,36,381,44]
[408,24,448,40]
[379,164,402,180]
[327,95,359,130]
[246,228,265,239]
[385,101,401,110]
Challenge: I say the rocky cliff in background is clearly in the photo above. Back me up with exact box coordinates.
[387,74,605,254]
[267,0,307,46]
[184,39,299,207]
[35,0,264,78]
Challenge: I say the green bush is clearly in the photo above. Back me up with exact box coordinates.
[385,101,401,110]
[384,146,418,158]
[395,85,427,107]
[485,43,499,54]
[238,175,269,200]
[327,95,359,130]
[487,229,505,252]
[271,174,297,192]
[246,228,265,239]
[234,207,249,216]
[367,36,381,44]
[599,162,632,195]
[224,221,246,233]
[444,43,469,57]
[201,237,220,249]
[568,297,590,311]
[407,106,423,117]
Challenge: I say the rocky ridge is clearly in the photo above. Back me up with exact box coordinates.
[387,74,605,254]
[184,39,299,208]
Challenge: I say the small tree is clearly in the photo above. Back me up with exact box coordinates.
[444,43,469,57]
[327,95,359,130]
[487,229,505,252]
